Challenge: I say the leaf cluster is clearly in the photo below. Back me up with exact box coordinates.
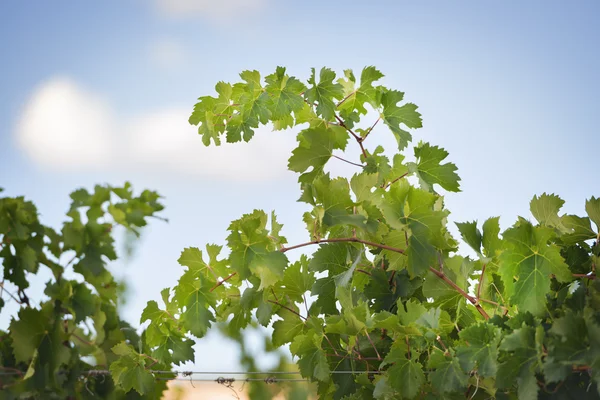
[0,183,169,398]
[177,66,600,399]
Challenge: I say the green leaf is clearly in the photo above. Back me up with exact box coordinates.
[561,214,597,244]
[379,181,450,276]
[272,309,305,346]
[152,331,195,365]
[110,343,155,395]
[333,249,363,289]
[456,323,501,377]
[337,66,384,115]
[264,66,306,120]
[309,243,355,274]
[312,174,377,234]
[456,221,482,254]
[249,251,288,290]
[497,325,539,400]
[482,216,502,258]
[175,271,216,338]
[499,219,572,316]
[288,127,336,182]
[398,299,428,326]
[530,193,564,228]
[7,309,67,386]
[290,331,330,381]
[381,90,422,150]
[586,196,600,232]
[428,351,469,394]
[384,347,425,399]
[282,255,315,303]
[412,142,460,192]
[311,276,338,315]
[305,67,344,121]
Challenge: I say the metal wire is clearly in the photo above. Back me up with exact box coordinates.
[1,368,382,377]
[157,377,310,382]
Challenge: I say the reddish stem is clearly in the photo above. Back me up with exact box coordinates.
[268,300,307,321]
[210,272,237,292]
[383,173,409,189]
[428,266,490,320]
[281,237,405,255]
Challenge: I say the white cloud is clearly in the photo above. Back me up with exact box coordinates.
[15,78,116,168]
[15,77,297,181]
[154,0,266,20]
[148,39,187,70]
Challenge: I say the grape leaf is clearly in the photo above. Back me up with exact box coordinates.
[381,90,422,150]
[530,193,564,228]
[110,343,155,395]
[384,347,425,399]
[264,66,306,120]
[560,215,596,245]
[273,307,305,346]
[428,351,469,394]
[305,67,344,121]
[380,181,449,276]
[456,323,501,377]
[175,271,216,338]
[282,255,315,303]
[586,196,600,232]
[337,66,384,115]
[497,325,540,400]
[249,251,288,290]
[290,331,330,381]
[499,219,571,316]
[456,220,482,254]
[482,216,502,258]
[10,307,51,363]
[412,142,460,192]
[288,127,337,182]
[311,276,338,315]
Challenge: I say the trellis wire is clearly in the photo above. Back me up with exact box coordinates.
[0,369,383,376]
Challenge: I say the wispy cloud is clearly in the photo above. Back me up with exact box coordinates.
[148,38,187,70]
[14,77,296,181]
[154,0,266,21]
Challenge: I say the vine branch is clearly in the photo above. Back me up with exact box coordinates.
[268,300,307,321]
[210,272,237,292]
[332,154,365,168]
[428,266,490,320]
[334,114,367,158]
[280,237,405,255]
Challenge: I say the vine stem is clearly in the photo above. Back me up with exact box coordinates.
[0,282,22,304]
[362,117,380,142]
[268,300,307,321]
[477,263,486,300]
[334,114,367,158]
[572,273,596,280]
[383,172,409,189]
[324,334,340,356]
[364,330,382,360]
[428,266,490,320]
[0,366,23,377]
[479,298,509,313]
[332,154,365,168]
[280,237,405,255]
[281,238,489,320]
[336,91,356,108]
[210,272,237,292]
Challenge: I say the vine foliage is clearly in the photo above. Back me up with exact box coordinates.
[179,66,600,399]
[2,66,600,399]
[0,184,170,398]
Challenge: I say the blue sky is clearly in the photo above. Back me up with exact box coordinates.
[1,0,599,372]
